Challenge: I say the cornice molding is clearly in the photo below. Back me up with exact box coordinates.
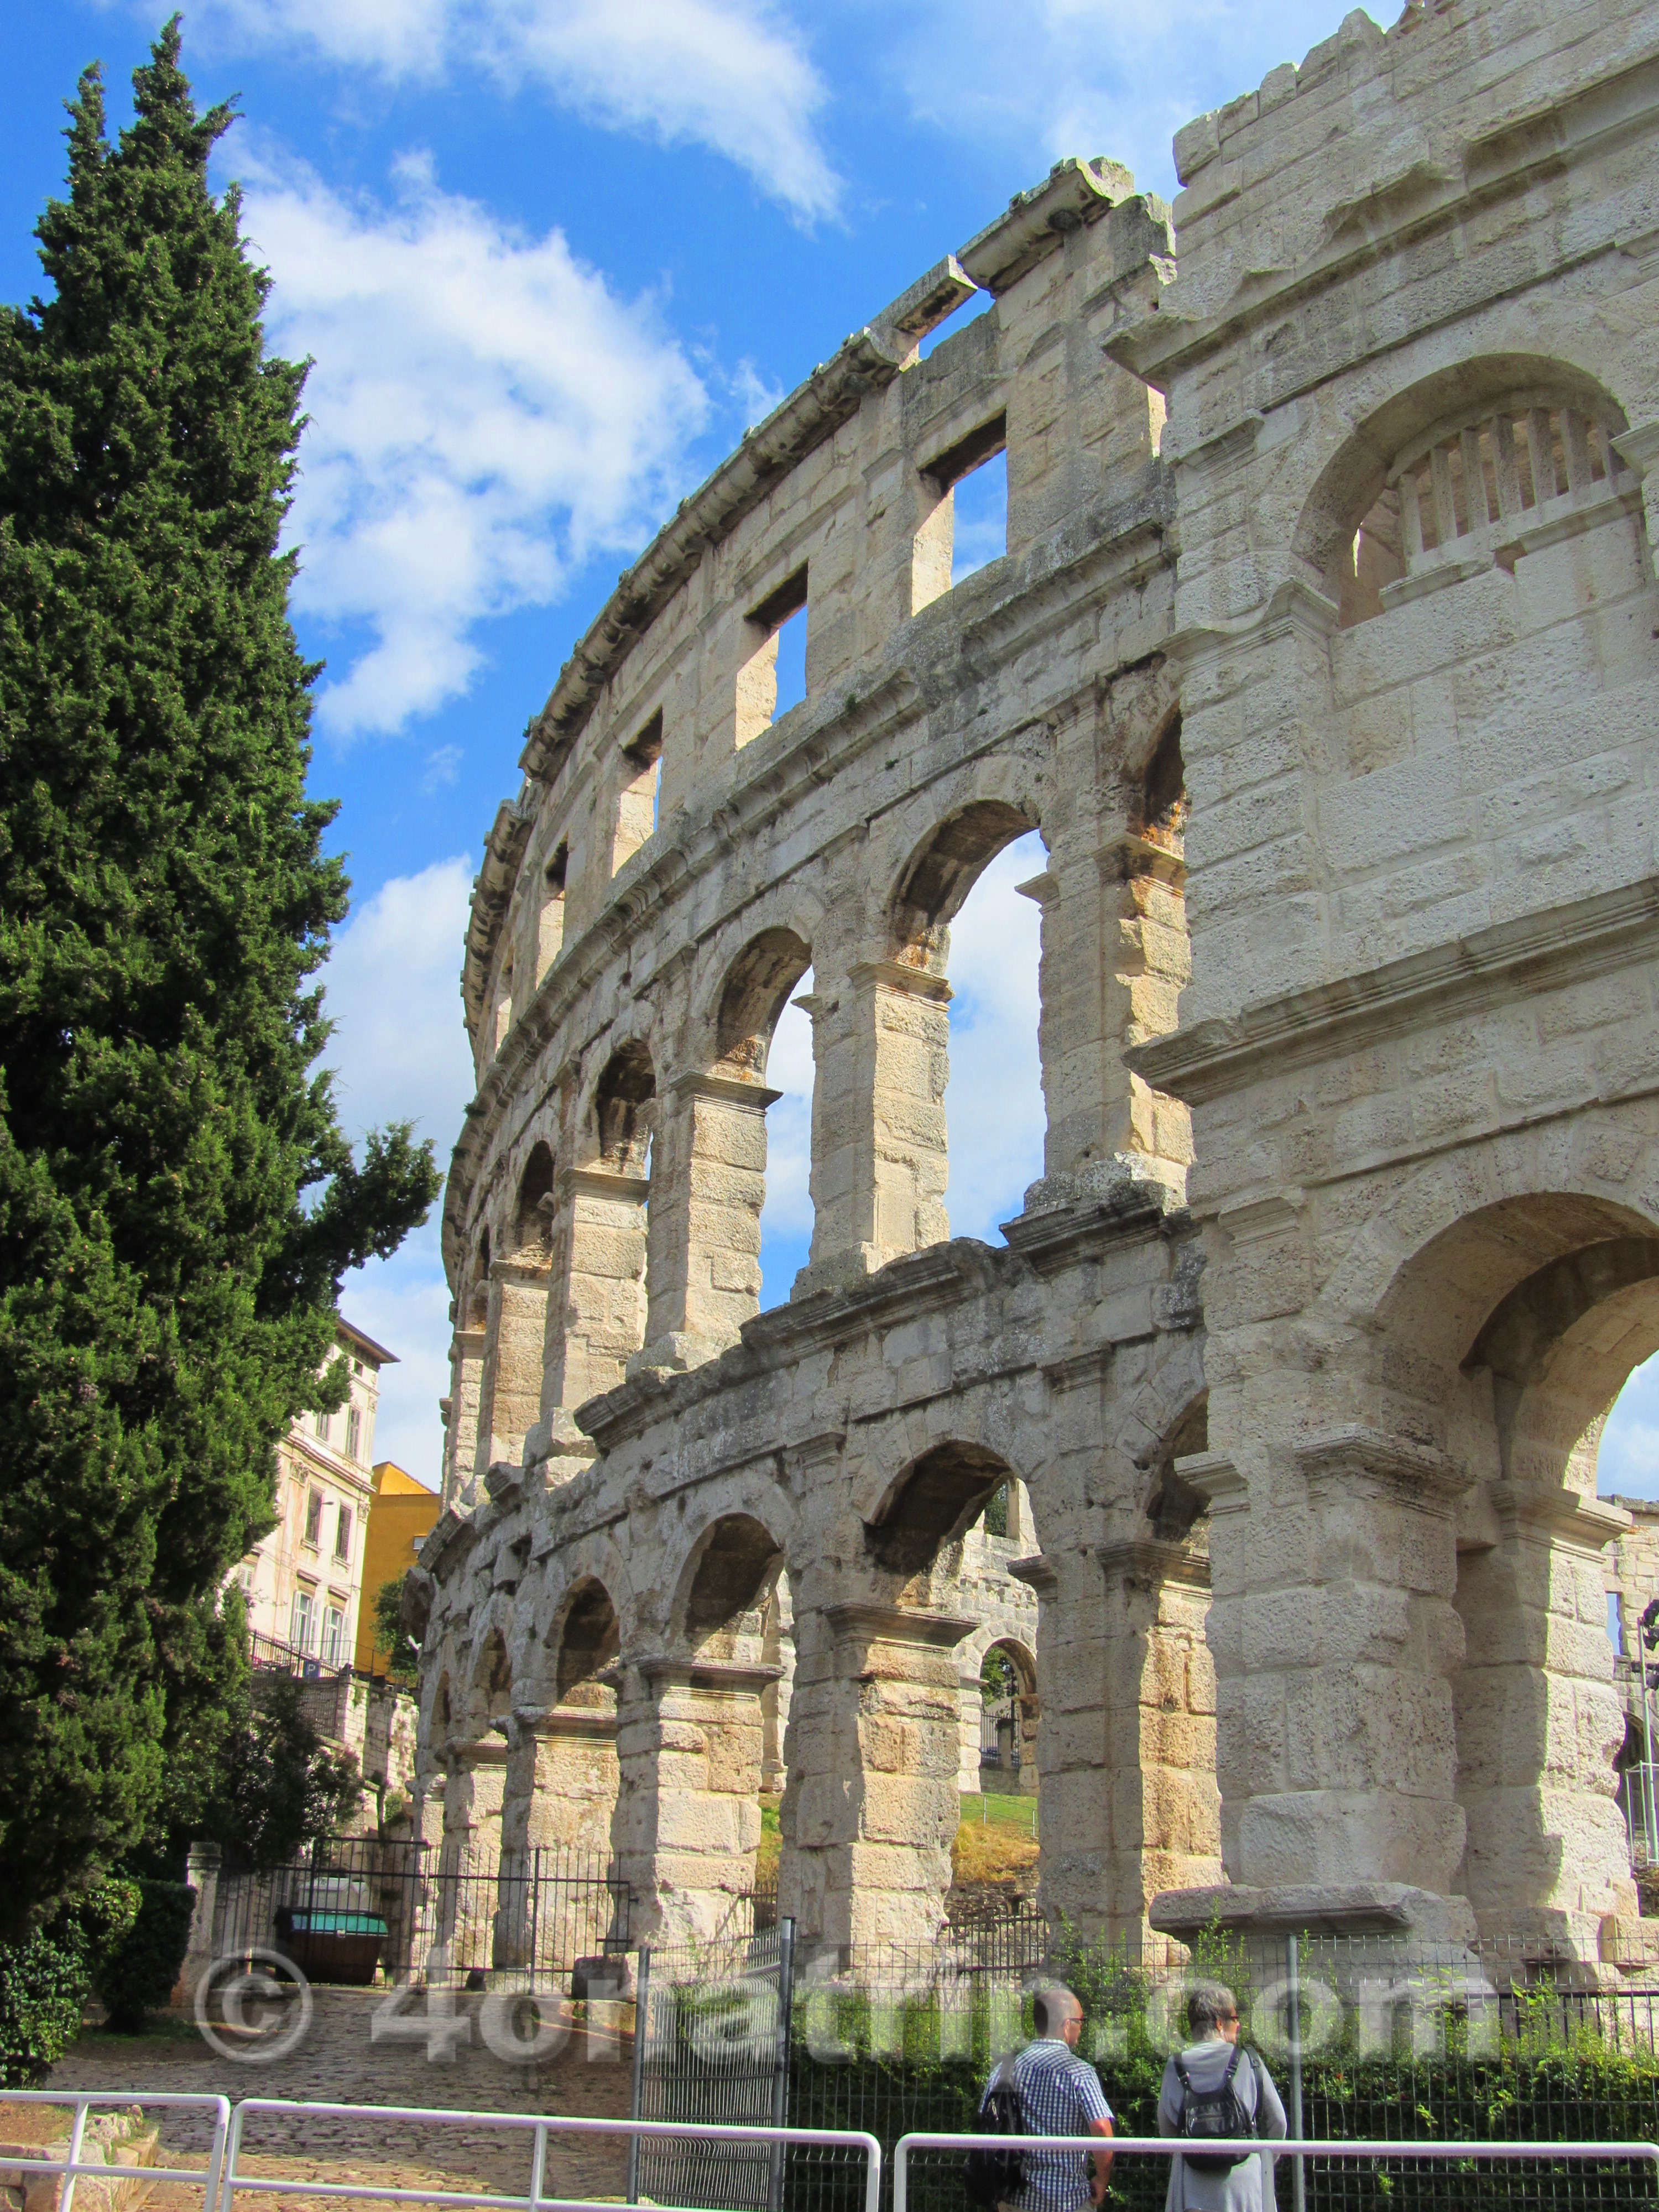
[1131,877,1659,1103]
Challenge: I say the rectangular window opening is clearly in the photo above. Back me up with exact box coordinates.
[345,1406,362,1461]
[304,1489,322,1548]
[335,1504,353,1561]
[538,841,568,981]
[613,711,664,875]
[737,565,808,747]
[914,414,1008,606]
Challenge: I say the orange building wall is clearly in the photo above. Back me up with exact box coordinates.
[354,1459,442,1672]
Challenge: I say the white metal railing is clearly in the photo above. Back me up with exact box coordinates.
[893,2129,1659,2212]
[0,2090,230,2212]
[216,2101,881,2212]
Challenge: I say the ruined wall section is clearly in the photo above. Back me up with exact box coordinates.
[439,165,1191,1493]
[1113,0,1659,1953]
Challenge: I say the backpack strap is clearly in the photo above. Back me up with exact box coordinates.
[1172,2056,1193,2092]
[1221,2043,1244,2090]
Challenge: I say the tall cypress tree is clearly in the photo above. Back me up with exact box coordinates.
[0,23,441,1934]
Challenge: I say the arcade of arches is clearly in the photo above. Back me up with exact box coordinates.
[415,0,1659,1971]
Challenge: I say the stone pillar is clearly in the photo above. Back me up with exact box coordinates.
[635,1071,779,1373]
[178,1841,222,2001]
[432,1740,508,1975]
[474,1260,551,1474]
[612,1656,779,1945]
[1455,1486,1635,1950]
[797,961,950,1295]
[541,1165,650,1418]
[781,1601,974,1950]
[442,1328,485,1509]
[1162,1430,1476,1942]
[958,1668,985,1794]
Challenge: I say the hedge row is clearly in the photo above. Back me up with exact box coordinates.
[0,1877,195,2086]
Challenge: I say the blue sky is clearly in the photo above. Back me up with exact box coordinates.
[4,0,1655,1496]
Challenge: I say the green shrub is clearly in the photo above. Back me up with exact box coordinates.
[92,1880,195,2033]
[0,1879,142,2086]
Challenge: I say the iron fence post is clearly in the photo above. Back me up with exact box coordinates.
[627,1943,651,2205]
[1286,1932,1306,2212]
[768,1918,796,2212]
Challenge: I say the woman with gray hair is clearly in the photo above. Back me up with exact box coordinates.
[1156,1981,1285,2211]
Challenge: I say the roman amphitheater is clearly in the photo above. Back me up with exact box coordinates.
[407,0,1659,1970]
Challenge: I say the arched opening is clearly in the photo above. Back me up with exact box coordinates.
[593,1041,656,1174]
[889,802,1047,1253]
[869,1441,1013,1593]
[554,1578,621,1710]
[1142,1391,1209,1544]
[473,1628,513,1728]
[524,1577,624,1879]
[1288,358,1637,629]
[661,1514,790,1939]
[682,1514,785,1662]
[1375,1191,1659,1945]
[978,1640,1039,1798]
[708,927,816,1316]
[513,1141,555,1255]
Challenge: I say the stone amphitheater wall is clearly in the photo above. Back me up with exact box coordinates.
[412,0,1659,1966]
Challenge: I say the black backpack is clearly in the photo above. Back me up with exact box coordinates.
[1172,2043,1258,2174]
[966,2057,1026,2207]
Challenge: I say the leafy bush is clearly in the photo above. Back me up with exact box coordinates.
[92,1879,195,2033]
[0,1880,141,2086]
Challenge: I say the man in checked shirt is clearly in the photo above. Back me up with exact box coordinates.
[979,1986,1115,2210]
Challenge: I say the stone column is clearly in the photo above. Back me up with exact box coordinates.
[781,1601,974,1950]
[957,1668,985,1793]
[1094,1541,1217,1930]
[796,961,950,1295]
[635,1071,779,1373]
[1455,1486,1635,1950]
[432,1740,508,1976]
[473,1259,552,1475]
[491,1705,624,1973]
[178,1841,222,2001]
[1162,1429,1476,1943]
[540,1165,650,1418]
[611,1656,779,1945]
[442,1327,485,1509]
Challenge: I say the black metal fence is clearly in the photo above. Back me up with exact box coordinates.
[210,1833,630,1988]
[630,1921,797,2212]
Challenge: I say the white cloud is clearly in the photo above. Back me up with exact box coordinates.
[1600,1352,1659,1501]
[873,0,1370,203]
[238,147,709,738]
[322,857,477,1488]
[320,855,477,1140]
[181,0,837,219]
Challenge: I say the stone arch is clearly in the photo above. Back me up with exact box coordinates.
[977,1634,1040,1798]
[714,927,813,1078]
[552,1576,622,1709]
[675,1511,787,1662]
[591,1039,657,1174]
[513,1140,556,1255]
[1287,354,1636,623]
[468,1225,491,1325]
[889,797,1041,973]
[469,1624,515,1730]
[1140,1390,1209,1542]
[865,1439,1017,1590]
[1131,710,1187,854]
[1351,1186,1659,1947]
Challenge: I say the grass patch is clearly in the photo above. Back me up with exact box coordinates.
[952,1792,1039,1888]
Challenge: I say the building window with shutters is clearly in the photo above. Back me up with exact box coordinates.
[346,1406,362,1461]
[335,1504,352,1562]
[290,1587,316,1655]
[322,1605,346,1670]
[304,1490,322,1548]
